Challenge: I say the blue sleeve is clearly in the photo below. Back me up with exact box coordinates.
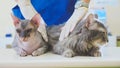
[12,0,77,26]
[12,5,25,19]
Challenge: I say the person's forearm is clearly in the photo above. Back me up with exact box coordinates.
[59,7,88,41]
[16,0,37,19]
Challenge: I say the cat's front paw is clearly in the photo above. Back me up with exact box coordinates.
[90,47,101,57]
[93,51,101,57]
[32,50,45,56]
[62,49,75,58]
[91,51,101,57]
[32,48,46,56]
[18,49,27,57]
[32,50,41,56]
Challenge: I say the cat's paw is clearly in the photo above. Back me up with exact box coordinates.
[18,49,27,57]
[32,50,41,56]
[90,51,101,57]
[93,51,101,57]
[32,48,46,56]
[32,50,44,56]
[62,49,75,58]
[90,47,101,57]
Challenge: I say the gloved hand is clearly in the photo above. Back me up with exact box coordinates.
[75,0,90,8]
[59,7,88,41]
[15,0,48,42]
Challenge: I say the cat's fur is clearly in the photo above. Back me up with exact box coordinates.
[11,15,48,57]
[11,13,108,57]
[48,14,108,57]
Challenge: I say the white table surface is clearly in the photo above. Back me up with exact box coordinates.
[0,47,120,68]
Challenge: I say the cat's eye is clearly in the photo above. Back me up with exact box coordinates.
[16,29,21,33]
[27,29,32,33]
[102,32,105,34]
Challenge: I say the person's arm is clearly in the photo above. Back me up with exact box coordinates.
[59,0,90,41]
[15,0,48,42]
[59,7,88,41]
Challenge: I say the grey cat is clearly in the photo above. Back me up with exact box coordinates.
[11,14,48,57]
[48,14,108,57]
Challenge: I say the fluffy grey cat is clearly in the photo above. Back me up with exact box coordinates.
[48,14,108,57]
[11,15,48,57]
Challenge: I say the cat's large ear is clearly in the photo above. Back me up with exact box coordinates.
[85,14,95,28]
[30,14,40,27]
[11,14,20,26]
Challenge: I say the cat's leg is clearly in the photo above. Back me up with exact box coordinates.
[89,47,101,57]
[18,48,27,57]
[32,45,48,56]
[62,49,75,58]
[12,43,27,57]
[13,47,27,57]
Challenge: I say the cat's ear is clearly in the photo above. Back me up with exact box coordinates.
[85,14,95,28]
[30,14,40,27]
[11,13,20,26]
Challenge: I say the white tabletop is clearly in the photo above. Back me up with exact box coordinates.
[0,47,120,68]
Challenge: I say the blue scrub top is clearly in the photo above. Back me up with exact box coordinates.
[12,0,77,26]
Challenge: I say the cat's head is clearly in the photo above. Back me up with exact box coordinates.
[11,14,40,42]
[83,14,108,46]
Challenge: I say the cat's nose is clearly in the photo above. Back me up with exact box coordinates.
[106,37,109,42]
[20,31,29,37]
[19,32,26,37]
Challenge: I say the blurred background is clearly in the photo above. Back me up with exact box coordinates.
[0,0,16,37]
[0,0,120,48]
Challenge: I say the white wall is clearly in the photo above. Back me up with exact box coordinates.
[0,0,16,37]
[105,0,120,36]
